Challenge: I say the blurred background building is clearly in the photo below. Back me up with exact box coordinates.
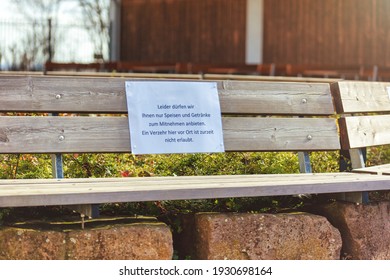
[2,0,390,74]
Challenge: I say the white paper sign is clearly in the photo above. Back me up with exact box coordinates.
[125,81,225,154]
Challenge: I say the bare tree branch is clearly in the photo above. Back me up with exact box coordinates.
[12,0,62,21]
[6,0,63,70]
[78,0,110,60]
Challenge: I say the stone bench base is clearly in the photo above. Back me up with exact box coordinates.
[318,201,390,260]
[0,217,173,260]
[2,201,390,260]
[177,212,342,260]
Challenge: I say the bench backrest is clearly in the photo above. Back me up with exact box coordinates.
[332,81,390,150]
[0,76,340,154]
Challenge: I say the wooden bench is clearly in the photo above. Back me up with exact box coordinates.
[334,81,390,174]
[285,64,365,80]
[1,75,390,218]
[44,62,180,74]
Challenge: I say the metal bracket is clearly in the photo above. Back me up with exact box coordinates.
[338,148,369,204]
[49,113,100,223]
[298,151,312,174]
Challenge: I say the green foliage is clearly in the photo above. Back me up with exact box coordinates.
[366,145,390,167]
[152,152,300,176]
[0,154,52,179]
[0,151,340,181]
[63,154,159,178]
[310,151,340,173]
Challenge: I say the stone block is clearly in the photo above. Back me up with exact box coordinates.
[318,201,390,260]
[0,217,173,260]
[0,227,66,260]
[194,212,342,260]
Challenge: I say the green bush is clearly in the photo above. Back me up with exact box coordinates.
[367,145,390,167]
[0,154,52,179]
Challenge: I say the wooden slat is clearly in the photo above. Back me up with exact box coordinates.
[0,76,127,114]
[218,80,334,115]
[46,72,203,80]
[0,71,203,79]
[332,81,390,114]
[339,115,390,149]
[0,173,389,207]
[204,74,340,84]
[0,173,358,186]
[352,164,390,175]
[0,71,337,82]
[0,116,340,153]
[0,76,334,115]
[0,71,44,76]
[0,116,130,153]
[222,117,340,151]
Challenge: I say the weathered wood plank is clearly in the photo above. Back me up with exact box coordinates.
[352,164,390,175]
[0,173,389,207]
[332,81,390,114]
[0,71,338,83]
[218,80,334,115]
[46,72,204,80]
[0,76,127,114]
[0,173,364,187]
[204,74,340,84]
[0,116,340,153]
[0,76,334,115]
[339,115,390,149]
[0,116,130,153]
[222,117,340,151]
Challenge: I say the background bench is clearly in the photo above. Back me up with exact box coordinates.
[1,75,390,218]
[334,81,390,176]
[43,62,384,81]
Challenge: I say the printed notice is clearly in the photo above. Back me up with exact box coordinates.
[125,81,225,154]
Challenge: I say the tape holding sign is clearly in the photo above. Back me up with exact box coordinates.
[125,81,225,154]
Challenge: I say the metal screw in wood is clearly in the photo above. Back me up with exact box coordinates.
[81,214,85,230]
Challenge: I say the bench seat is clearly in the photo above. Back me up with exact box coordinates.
[352,164,390,175]
[1,173,390,208]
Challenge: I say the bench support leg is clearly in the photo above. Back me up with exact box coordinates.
[68,204,100,219]
[348,148,369,204]
[51,153,100,219]
[51,154,64,178]
[298,152,312,173]
[337,149,369,204]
